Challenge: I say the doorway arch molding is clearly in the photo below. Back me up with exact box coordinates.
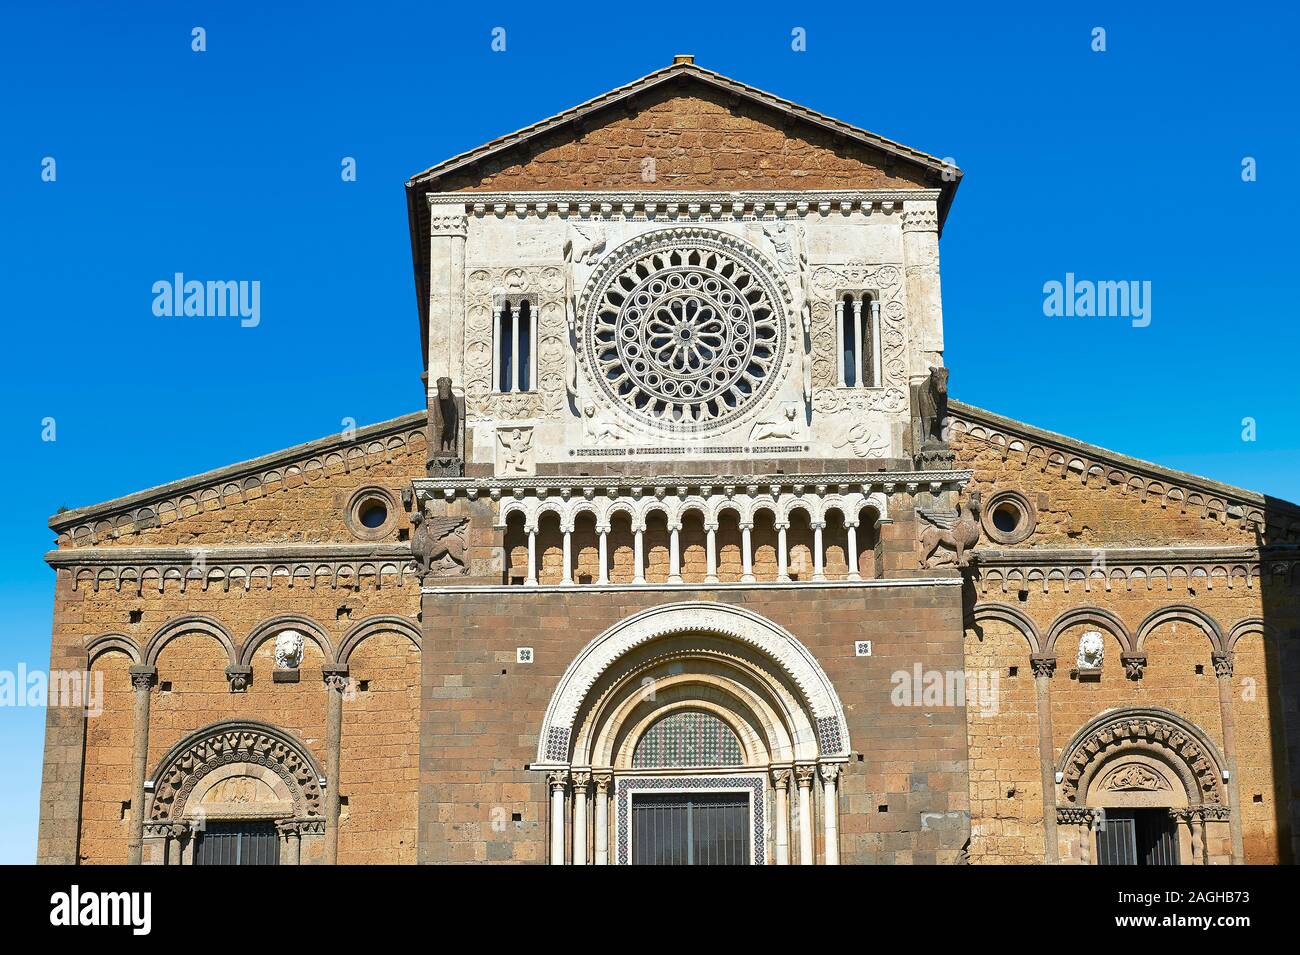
[535,601,851,765]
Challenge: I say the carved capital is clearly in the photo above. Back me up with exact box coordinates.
[794,765,816,788]
[1212,651,1234,679]
[1056,806,1096,827]
[593,772,612,794]
[571,771,591,792]
[818,762,842,784]
[547,771,569,793]
[1030,655,1057,678]
[770,768,791,791]
[322,664,349,693]
[129,665,157,691]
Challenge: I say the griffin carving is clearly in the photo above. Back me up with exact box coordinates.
[411,510,468,577]
[918,492,982,568]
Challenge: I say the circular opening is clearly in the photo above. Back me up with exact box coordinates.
[992,503,1022,534]
[358,499,389,530]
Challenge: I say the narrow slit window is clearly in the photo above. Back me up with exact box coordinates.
[495,298,534,393]
[839,293,879,388]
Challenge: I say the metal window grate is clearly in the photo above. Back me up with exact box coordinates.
[194,820,281,866]
[631,791,749,865]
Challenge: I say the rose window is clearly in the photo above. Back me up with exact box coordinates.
[584,235,786,432]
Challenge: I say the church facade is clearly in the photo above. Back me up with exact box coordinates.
[37,58,1300,865]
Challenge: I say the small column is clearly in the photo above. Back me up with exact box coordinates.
[795,765,815,864]
[811,522,826,581]
[771,769,791,865]
[127,665,156,865]
[820,763,841,865]
[870,299,882,387]
[740,522,755,583]
[525,528,538,586]
[548,771,568,865]
[1213,651,1245,864]
[1031,655,1060,864]
[704,523,719,583]
[852,299,864,388]
[845,522,861,581]
[528,304,538,391]
[561,524,574,586]
[834,300,846,386]
[571,771,590,865]
[633,526,646,584]
[511,303,522,393]
[323,665,348,865]
[277,820,302,866]
[776,522,790,582]
[668,523,683,583]
[593,773,612,865]
[493,306,503,392]
[596,525,609,585]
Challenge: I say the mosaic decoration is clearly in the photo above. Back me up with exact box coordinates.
[632,711,743,769]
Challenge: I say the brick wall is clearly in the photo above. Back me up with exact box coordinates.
[419,583,969,864]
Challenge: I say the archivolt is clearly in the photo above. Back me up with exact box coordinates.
[965,602,1042,654]
[535,602,849,766]
[145,615,237,668]
[1135,604,1224,653]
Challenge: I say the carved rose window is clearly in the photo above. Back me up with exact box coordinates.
[582,232,787,433]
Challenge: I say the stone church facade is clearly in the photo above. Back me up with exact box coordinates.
[37,58,1300,865]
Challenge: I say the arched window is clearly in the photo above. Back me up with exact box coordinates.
[837,292,879,388]
[495,298,535,393]
[632,710,743,768]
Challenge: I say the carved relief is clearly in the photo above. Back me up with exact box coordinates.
[464,268,568,422]
[495,426,535,476]
[1076,631,1105,671]
[274,630,304,670]
[749,403,803,444]
[809,263,906,393]
[918,492,982,568]
[410,509,468,579]
[1100,762,1171,793]
[150,723,324,822]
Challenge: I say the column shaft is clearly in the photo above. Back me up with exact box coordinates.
[797,770,815,864]
[846,523,860,580]
[1214,655,1244,864]
[561,528,573,585]
[549,773,567,865]
[594,776,611,865]
[633,528,645,584]
[740,524,755,582]
[1033,660,1059,864]
[597,529,609,585]
[572,774,589,865]
[821,765,840,865]
[323,670,346,865]
[777,525,789,581]
[705,526,718,583]
[526,529,538,586]
[812,523,825,581]
[127,666,155,865]
[668,526,682,583]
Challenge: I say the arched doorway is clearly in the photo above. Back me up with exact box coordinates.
[143,720,325,865]
[1055,708,1231,865]
[535,602,851,865]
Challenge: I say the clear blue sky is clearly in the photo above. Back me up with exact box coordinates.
[1,1,1296,863]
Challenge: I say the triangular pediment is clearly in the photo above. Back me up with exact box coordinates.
[412,67,945,194]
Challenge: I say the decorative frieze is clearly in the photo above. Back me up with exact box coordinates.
[48,543,418,593]
[50,415,426,547]
[440,189,940,222]
[973,546,1296,594]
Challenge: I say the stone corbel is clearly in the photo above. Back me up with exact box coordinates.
[1121,653,1147,681]
[225,665,252,693]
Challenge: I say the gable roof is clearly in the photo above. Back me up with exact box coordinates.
[404,57,962,365]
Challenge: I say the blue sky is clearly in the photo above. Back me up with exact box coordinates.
[1,1,1296,862]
